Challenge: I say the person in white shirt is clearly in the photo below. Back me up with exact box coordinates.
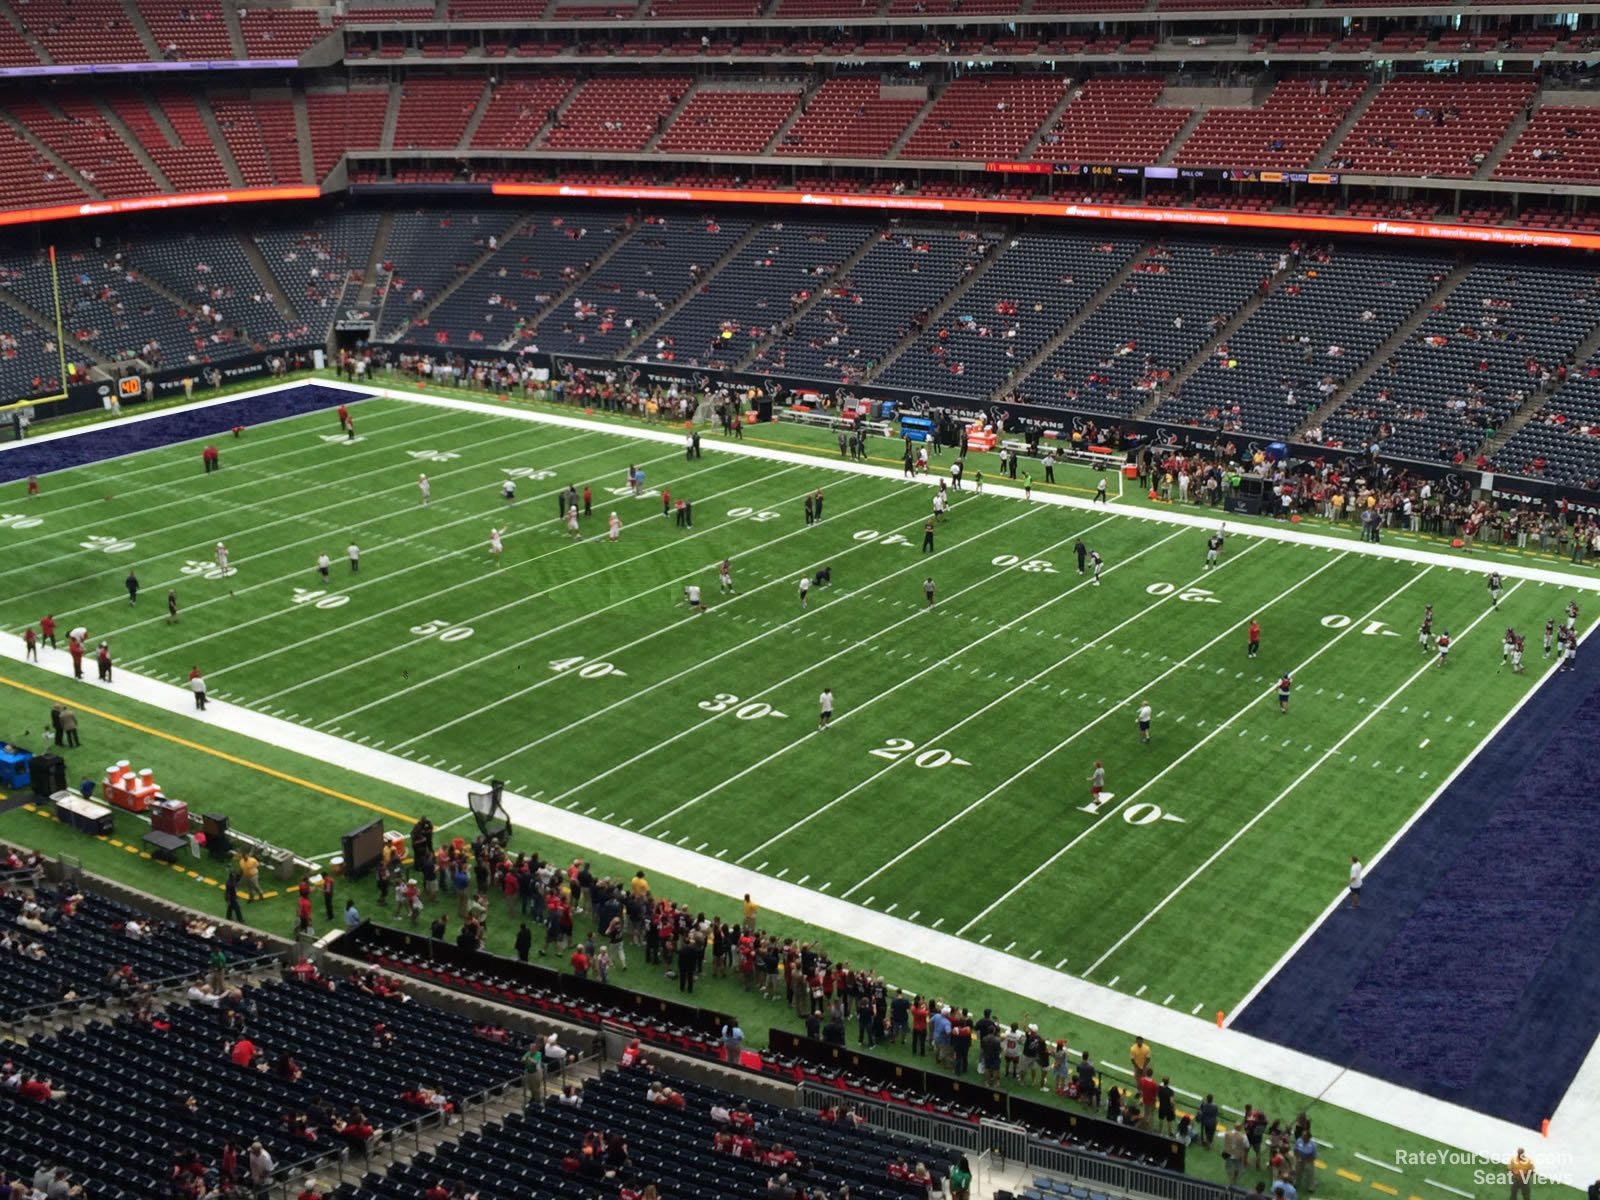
[418,474,430,506]
[818,688,834,730]
[214,542,229,573]
[502,479,516,503]
[316,552,330,582]
[248,1142,274,1187]
[1348,856,1363,909]
[799,575,811,610]
[347,542,360,573]
[488,529,503,562]
[1136,701,1152,744]
[684,585,705,615]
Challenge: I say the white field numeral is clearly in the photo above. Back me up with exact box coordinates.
[549,656,627,679]
[853,530,913,547]
[1079,794,1185,826]
[411,618,474,642]
[729,507,781,523]
[504,466,557,480]
[291,588,349,610]
[0,512,43,529]
[409,449,461,463]
[1146,581,1218,603]
[696,693,786,720]
[181,559,236,580]
[81,534,135,553]
[992,554,1057,574]
[1321,614,1400,637]
[868,737,969,768]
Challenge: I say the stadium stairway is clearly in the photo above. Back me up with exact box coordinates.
[1131,255,1298,420]
[97,96,174,191]
[1231,643,1600,1127]
[0,7,46,65]
[0,109,98,198]
[380,82,403,154]
[863,227,1010,382]
[0,286,111,374]
[456,83,497,152]
[1310,83,1383,170]
[1475,106,1535,181]
[629,219,768,346]
[194,95,247,187]
[985,240,1157,402]
[1291,256,1470,442]
[489,216,641,352]
[239,234,303,324]
[732,223,883,371]
[117,0,162,61]
[380,212,535,342]
[758,78,822,156]
[1018,85,1079,159]
[220,0,248,59]
[641,84,703,154]
[293,87,317,186]
[354,211,399,309]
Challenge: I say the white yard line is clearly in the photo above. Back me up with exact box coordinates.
[1230,615,1600,1024]
[732,526,1230,863]
[843,548,1348,898]
[4,405,464,603]
[956,564,1435,937]
[133,435,686,669]
[1081,581,1522,977]
[451,480,992,761]
[631,512,1136,836]
[250,457,785,706]
[314,460,819,722]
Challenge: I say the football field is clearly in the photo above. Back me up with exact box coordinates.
[3,388,1591,1018]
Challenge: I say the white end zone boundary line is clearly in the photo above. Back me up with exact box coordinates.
[12,378,1600,1186]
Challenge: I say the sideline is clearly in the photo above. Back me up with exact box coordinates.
[11,378,1599,1185]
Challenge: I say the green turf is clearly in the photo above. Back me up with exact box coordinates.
[0,386,1588,1200]
[0,671,1557,1200]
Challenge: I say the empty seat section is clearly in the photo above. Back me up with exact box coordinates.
[775,77,925,159]
[0,123,88,212]
[210,94,289,185]
[1493,105,1600,184]
[1322,261,1600,461]
[240,7,328,58]
[442,0,548,15]
[114,93,232,190]
[542,76,692,152]
[0,22,43,66]
[645,0,765,16]
[121,227,302,344]
[13,0,148,63]
[252,210,383,330]
[649,219,877,368]
[471,77,576,150]
[1156,245,1448,439]
[546,212,749,358]
[880,233,1140,400]
[8,98,162,198]
[900,74,1068,161]
[1173,77,1367,170]
[377,208,523,338]
[1329,76,1537,177]
[139,0,234,59]
[1027,240,1267,417]
[421,209,631,348]
[756,229,995,383]
[1032,77,1190,165]
[392,78,487,150]
[657,86,803,155]
[305,89,391,178]
[1497,353,1600,486]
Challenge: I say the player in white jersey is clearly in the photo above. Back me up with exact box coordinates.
[684,584,706,614]
[1502,627,1517,666]
[418,474,430,506]
[818,687,834,730]
[933,491,946,523]
[608,512,621,542]
[1511,633,1525,674]
[214,542,229,573]
[719,559,734,594]
[798,574,812,610]
[1136,700,1152,744]
[488,528,503,562]
[566,504,581,539]
[1089,551,1103,586]
[316,552,330,582]
[1563,626,1578,670]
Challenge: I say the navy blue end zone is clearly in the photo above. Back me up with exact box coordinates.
[1234,650,1600,1128]
[0,384,364,485]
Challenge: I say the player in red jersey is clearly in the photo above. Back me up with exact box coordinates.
[1247,620,1261,659]
[1435,630,1451,668]
[1277,672,1292,713]
[39,613,56,649]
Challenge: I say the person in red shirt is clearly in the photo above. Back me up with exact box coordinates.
[1136,1068,1160,1118]
[22,627,36,662]
[26,475,38,497]
[296,893,313,936]
[582,485,592,516]
[39,614,55,648]
[336,403,349,433]
[1247,620,1261,659]
[219,1139,239,1182]
[661,487,671,518]
[202,445,219,474]
[570,945,590,977]
[68,636,84,679]
[17,1075,60,1102]
[230,1037,257,1068]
